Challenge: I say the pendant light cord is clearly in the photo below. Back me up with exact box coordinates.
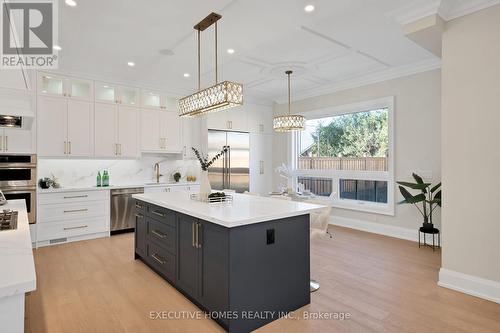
[215,21,218,84]
[287,71,292,115]
[197,29,201,91]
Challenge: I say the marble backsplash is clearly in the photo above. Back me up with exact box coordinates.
[38,155,201,188]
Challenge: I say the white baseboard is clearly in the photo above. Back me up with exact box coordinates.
[438,268,500,304]
[330,216,418,242]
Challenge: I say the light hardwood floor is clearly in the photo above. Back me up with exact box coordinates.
[25,226,500,333]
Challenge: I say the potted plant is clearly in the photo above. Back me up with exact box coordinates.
[397,173,441,231]
[192,147,227,199]
[173,172,181,183]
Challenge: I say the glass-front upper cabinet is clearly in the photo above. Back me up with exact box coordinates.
[38,73,66,97]
[119,86,139,106]
[38,73,93,101]
[95,82,117,104]
[69,78,93,101]
[141,90,162,109]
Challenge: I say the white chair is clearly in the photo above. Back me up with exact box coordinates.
[305,199,332,292]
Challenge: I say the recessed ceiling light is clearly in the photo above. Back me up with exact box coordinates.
[227,48,235,54]
[304,4,315,12]
[53,45,61,51]
[65,0,77,7]
[127,62,135,67]
[183,73,190,78]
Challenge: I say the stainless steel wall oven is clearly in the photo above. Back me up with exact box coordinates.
[0,154,37,224]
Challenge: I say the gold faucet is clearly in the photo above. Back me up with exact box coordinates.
[154,163,163,183]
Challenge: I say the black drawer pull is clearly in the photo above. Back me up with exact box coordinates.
[152,229,167,239]
[152,253,165,265]
[152,210,166,218]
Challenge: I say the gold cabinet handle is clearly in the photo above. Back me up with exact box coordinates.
[135,203,143,209]
[196,222,202,248]
[63,208,88,213]
[64,225,88,230]
[192,222,195,247]
[152,253,166,265]
[68,141,72,155]
[64,141,67,154]
[151,229,167,239]
[63,195,88,199]
[152,210,165,218]
[4,136,7,151]
[135,213,143,219]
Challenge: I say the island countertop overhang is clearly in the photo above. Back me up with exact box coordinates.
[132,192,325,228]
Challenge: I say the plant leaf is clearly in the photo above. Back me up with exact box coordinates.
[412,173,424,184]
[397,181,431,190]
[398,186,425,204]
[431,182,441,193]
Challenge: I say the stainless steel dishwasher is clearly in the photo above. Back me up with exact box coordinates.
[110,187,144,234]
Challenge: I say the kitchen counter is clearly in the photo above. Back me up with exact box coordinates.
[37,182,200,193]
[132,191,324,228]
[0,199,36,333]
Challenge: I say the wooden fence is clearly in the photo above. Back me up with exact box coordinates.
[298,157,387,171]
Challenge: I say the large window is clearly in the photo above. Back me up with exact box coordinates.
[293,98,394,215]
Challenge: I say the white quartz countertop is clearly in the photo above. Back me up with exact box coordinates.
[38,182,200,193]
[133,192,325,228]
[0,200,36,298]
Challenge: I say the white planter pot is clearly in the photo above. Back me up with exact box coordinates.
[199,170,212,199]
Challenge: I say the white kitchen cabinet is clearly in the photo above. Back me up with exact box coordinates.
[94,103,117,157]
[67,100,94,156]
[0,128,34,153]
[117,106,139,158]
[37,96,93,157]
[38,72,93,101]
[140,109,161,151]
[161,111,182,152]
[95,82,138,106]
[95,103,139,158]
[248,108,273,134]
[206,106,247,131]
[140,109,181,153]
[181,117,201,159]
[250,133,273,195]
[37,189,110,247]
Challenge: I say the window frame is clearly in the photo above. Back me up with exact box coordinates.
[291,97,395,216]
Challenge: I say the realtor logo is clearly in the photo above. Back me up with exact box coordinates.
[1,0,58,68]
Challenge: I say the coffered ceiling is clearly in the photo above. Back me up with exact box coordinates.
[54,0,498,103]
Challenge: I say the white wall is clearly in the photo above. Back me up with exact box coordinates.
[273,70,441,233]
[440,4,500,296]
[38,156,200,188]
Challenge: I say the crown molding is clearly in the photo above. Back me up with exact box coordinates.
[386,1,442,26]
[387,0,500,26]
[271,58,441,104]
[439,0,500,20]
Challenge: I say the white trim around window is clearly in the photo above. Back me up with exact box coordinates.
[292,96,395,216]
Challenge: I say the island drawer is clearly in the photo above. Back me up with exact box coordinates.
[146,205,176,228]
[146,242,176,281]
[148,219,176,255]
[134,200,145,212]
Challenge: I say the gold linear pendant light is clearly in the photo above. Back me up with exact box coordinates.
[273,70,306,132]
[179,13,243,117]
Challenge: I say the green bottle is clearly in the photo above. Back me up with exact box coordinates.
[96,171,102,187]
[103,170,109,187]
